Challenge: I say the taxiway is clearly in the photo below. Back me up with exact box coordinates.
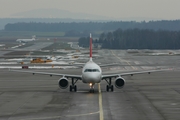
[0,49,180,120]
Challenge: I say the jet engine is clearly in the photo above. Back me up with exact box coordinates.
[115,77,125,89]
[58,77,69,89]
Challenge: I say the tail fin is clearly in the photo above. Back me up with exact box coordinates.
[32,35,36,40]
[89,33,92,61]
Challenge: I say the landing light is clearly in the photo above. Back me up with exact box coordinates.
[89,83,92,87]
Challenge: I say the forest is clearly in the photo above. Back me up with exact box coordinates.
[79,29,180,49]
[4,20,180,33]
[4,20,180,49]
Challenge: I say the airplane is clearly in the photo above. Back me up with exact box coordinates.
[10,34,170,93]
[16,35,36,43]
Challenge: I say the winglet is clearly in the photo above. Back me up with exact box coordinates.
[89,33,92,61]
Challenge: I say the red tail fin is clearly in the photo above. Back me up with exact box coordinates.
[90,33,92,60]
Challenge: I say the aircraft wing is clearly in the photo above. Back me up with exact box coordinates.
[102,69,171,79]
[9,69,82,79]
[69,63,118,68]
[67,63,119,68]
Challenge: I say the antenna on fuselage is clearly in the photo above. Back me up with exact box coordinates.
[89,33,92,61]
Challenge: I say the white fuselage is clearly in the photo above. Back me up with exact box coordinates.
[82,60,102,83]
[16,38,35,42]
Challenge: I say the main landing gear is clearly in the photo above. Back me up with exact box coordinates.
[89,83,95,93]
[105,78,114,92]
[70,78,78,92]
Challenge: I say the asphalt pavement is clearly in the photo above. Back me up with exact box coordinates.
[0,49,179,120]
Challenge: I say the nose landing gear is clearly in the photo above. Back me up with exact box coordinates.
[89,83,95,93]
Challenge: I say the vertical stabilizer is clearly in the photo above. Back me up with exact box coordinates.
[89,33,92,61]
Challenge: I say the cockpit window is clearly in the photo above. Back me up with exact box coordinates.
[84,69,100,72]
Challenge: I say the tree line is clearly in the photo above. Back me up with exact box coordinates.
[4,20,180,33]
[79,29,180,49]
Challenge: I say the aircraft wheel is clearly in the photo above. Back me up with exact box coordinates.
[89,89,94,93]
[74,85,77,92]
[111,85,114,92]
[92,89,94,93]
[106,85,109,92]
[70,85,72,92]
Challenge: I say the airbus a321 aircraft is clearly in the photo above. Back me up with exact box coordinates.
[11,34,168,92]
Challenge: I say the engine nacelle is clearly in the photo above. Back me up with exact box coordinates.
[115,77,125,89]
[58,78,69,89]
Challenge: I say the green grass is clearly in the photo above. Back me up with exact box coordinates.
[0,31,65,38]
[42,41,73,50]
[2,43,19,48]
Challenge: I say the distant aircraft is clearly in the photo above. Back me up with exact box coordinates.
[16,35,36,43]
[11,34,169,92]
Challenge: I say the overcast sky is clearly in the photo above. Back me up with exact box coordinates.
[0,0,180,20]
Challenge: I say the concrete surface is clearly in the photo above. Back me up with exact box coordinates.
[0,49,179,120]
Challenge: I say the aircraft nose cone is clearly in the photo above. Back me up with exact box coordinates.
[85,73,101,83]
[89,76,97,81]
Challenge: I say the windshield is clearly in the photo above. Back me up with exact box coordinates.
[84,69,100,72]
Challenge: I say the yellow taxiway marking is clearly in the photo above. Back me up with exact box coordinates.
[111,50,136,70]
[98,83,104,120]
